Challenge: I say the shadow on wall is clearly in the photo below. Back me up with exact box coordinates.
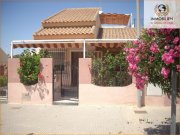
[144,119,180,135]
[24,63,49,100]
[24,79,49,100]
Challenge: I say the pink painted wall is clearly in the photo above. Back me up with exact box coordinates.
[78,58,136,105]
[8,58,20,83]
[79,58,92,84]
[79,84,137,105]
[78,58,179,106]
[8,58,53,104]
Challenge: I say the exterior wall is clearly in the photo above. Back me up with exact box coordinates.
[0,48,8,76]
[78,58,178,106]
[100,13,130,25]
[78,58,136,105]
[94,14,101,38]
[0,48,8,65]
[8,58,53,104]
[79,84,137,105]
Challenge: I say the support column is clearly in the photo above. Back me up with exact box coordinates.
[83,39,86,58]
[170,70,177,135]
[10,42,13,58]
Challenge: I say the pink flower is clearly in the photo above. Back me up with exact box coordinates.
[174,46,180,51]
[38,72,44,79]
[177,65,180,72]
[128,63,138,72]
[162,52,174,65]
[166,28,173,34]
[124,48,129,52]
[135,56,140,63]
[165,36,172,41]
[147,29,155,36]
[150,43,159,54]
[173,37,179,44]
[133,40,139,45]
[149,56,155,62]
[159,29,173,35]
[126,54,135,63]
[164,45,170,50]
[161,67,170,78]
[173,51,179,57]
[135,73,148,89]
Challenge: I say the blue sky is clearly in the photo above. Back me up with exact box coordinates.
[0,0,144,55]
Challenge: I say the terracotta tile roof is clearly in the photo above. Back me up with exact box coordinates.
[42,8,100,27]
[98,28,136,39]
[34,27,137,39]
[33,26,96,39]
[100,13,130,25]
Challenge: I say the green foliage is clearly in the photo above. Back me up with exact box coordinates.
[91,51,132,86]
[39,49,51,58]
[18,49,51,86]
[0,76,7,87]
[18,49,40,85]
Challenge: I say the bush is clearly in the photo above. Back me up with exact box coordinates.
[18,49,51,86]
[91,51,132,86]
[0,76,7,87]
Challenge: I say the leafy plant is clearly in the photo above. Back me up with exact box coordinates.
[91,51,132,86]
[18,49,51,86]
[0,76,7,87]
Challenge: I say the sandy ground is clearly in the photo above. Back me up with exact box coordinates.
[0,103,180,134]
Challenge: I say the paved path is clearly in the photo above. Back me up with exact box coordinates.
[0,103,180,134]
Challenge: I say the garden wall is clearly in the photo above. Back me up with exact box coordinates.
[8,58,53,104]
[78,58,178,106]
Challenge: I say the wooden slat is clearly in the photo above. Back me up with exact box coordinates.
[110,43,114,48]
[96,43,101,48]
[13,45,18,48]
[32,44,37,48]
[71,43,75,48]
[53,44,57,48]
[68,43,71,48]
[75,43,79,48]
[46,44,50,48]
[60,43,65,48]
[102,43,106,48]
[39,44,44,48]
[19,44,24,48]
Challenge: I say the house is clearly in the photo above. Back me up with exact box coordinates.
[8,8,176,106]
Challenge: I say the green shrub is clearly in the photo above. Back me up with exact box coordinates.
[0,76,7,87]
[18,49,51,86]
[91,51,132,86]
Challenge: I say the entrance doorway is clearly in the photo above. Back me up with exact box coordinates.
[71,52,83,86]
[51,49,83,101]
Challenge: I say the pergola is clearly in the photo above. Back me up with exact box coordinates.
[11,38,137,58]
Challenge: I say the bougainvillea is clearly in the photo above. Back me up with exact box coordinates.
[125,29,180,96]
